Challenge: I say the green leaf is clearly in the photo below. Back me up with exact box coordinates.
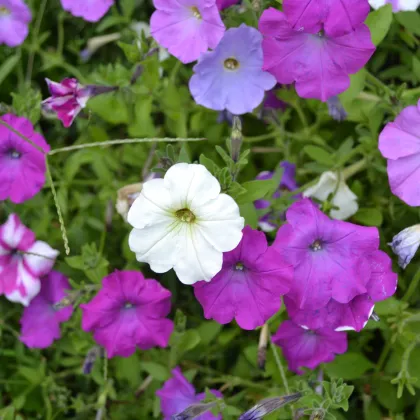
[0,54,20,86]
[199,154,220,176]
[352,208,383,226]
[365,5,393,46]
[117,41,142,63]
[325,353,374,380]
[239,203,258,229]
[141,362,170,381]
[395,11,420,36]
[303,146,334,166]
[236,180,275,204]
[178,330,201,353]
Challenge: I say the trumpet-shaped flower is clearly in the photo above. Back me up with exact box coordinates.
[128,163,244,284]
[194,226,292,330]
[150,0,225,64]
[60,0,113,22]
[303,171,358,220]
[0,214,59,305]
[378,100,420,206]
[81,270,173,358]
[0,0,31,47]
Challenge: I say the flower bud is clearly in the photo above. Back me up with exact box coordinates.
[327,96,347,122]
[389,224,420,269]
[116,183,143,221]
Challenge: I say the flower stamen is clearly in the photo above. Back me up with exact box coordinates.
[0,6,10,15]
[190,6,202,19]
[235,262,244,271]
[8,149,22,159]
[310,240,322,252]
[175,208,196,223]
[224,58,240,71]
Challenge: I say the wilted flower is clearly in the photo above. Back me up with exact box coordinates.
[303,171,358,220]
[285,250,398,332]
[390,224,420,269]
[369,0,420,11]
[194,226,292,330]
[272,320,348,374]
[42,78,117,128]
[0,214,59,305]
[116,183,143,222]
[81,270,173,358]
[378,100,420,206]
[273,199,379,310]
[60,0,113,22]
[19,271,73,348]
[0,114,50,203]
[150,0,225,64]
[128,163,244,285]
[0,0,31,47]
[190,25,276,115]
[156,367,222,420]
[327,96,347,122]
[259,5,375,101]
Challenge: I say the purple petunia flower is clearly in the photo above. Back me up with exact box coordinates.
[284,250,398,332]
[189,24,276,115]
[156,367,222,420]
[0,214,59,306]
[0,0,31,47]
[273,199,379,311]
[19,271,73,348]
[60,0,113,22]
[216,0,240,10]
[0,114,50,203]
[193,226,292,330]
[378,100,420,206]
[272,320,348,374]
[150,0,225,64]
[254,161,299,232]
[81,270,173,358]
[258,6,375,102]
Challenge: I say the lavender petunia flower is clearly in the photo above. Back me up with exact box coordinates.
[272,320,348,374]
[19,271,73,348]
[273,199,379,311]
[193,226,292,330]
[156,367,222,420]
[189,24,276,115]
[389,224,420,269]
[150,0,225,64]
[81,270,173,358]
[60,0,113,22]
[259,7,375,102]
[0,114,50,203]
[254,161,299,232]
[285,250,398,332]
[0,214,59,306]
[369,0,420,11]
[378,100,420,206]
[0,0,31,47]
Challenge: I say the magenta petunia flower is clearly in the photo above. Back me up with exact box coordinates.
[0,214,59,306]
[0,114,50,203]
[273,198,379,311]
[156,367,222,420]
[272,320,348,374]
[81,270,173,358]
[193,226,292,330]
[0,0,31,47]
[150,0,225,64]
[19,271,73,348]
[216,0,240,10]
[189,24,276,115]
[254,161,299,232]
[60,0,113,22]
[285,250,398,332]
[378,100,420,206]
[259,7,375,102]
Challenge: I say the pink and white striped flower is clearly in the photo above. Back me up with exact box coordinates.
[0,214,59,306]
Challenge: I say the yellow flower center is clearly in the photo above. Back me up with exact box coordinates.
[311,240,323,251]
[0,6,10,15]
[176,208,196,223]
[224,58,240,71]
[191,6,202,19]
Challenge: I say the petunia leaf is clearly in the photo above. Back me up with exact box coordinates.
[365,4,393,46]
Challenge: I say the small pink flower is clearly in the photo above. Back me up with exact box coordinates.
[42,78,92,128]
[60,0,113,22]
[0,214,59,306]
[20,271,73,348]
[81,270,174,358]
[0,114,50,203]
[272,320,348,374]
[150,0,225,64]
[0,0,32,47]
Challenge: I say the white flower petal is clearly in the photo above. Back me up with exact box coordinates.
[397,0,420,10]
[24,241,59,277]
[6,262,41,306]
[127,179,173,229]
[1,214,26,249]
[368,0,387,9]
[174,224,223,284]
[303,171,338,201]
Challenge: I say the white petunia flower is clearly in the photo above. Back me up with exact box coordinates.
[389,224,420,269]
[368,0,420,11]
[303,171,358,220]
[127,163,245,284]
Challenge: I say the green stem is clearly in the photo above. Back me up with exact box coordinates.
[57,12,65,57]
[244,131,280,143]
[365,71,394,96]
[26,0,48,82]
[402,267,420,303]
[293,100,309,129]
[376,341,392,373]
[269,333,290,394]
[402,86,420,99]
[342,158,367,180]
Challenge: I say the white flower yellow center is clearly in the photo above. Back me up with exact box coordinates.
[190,6,202,19]
[175,208,196,223]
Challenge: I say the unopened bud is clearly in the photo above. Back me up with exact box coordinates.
[257,324,268,370]
[173,401,221,419]
[230,115,243,162]
[116,183,143,221]
[83,346,104,374]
